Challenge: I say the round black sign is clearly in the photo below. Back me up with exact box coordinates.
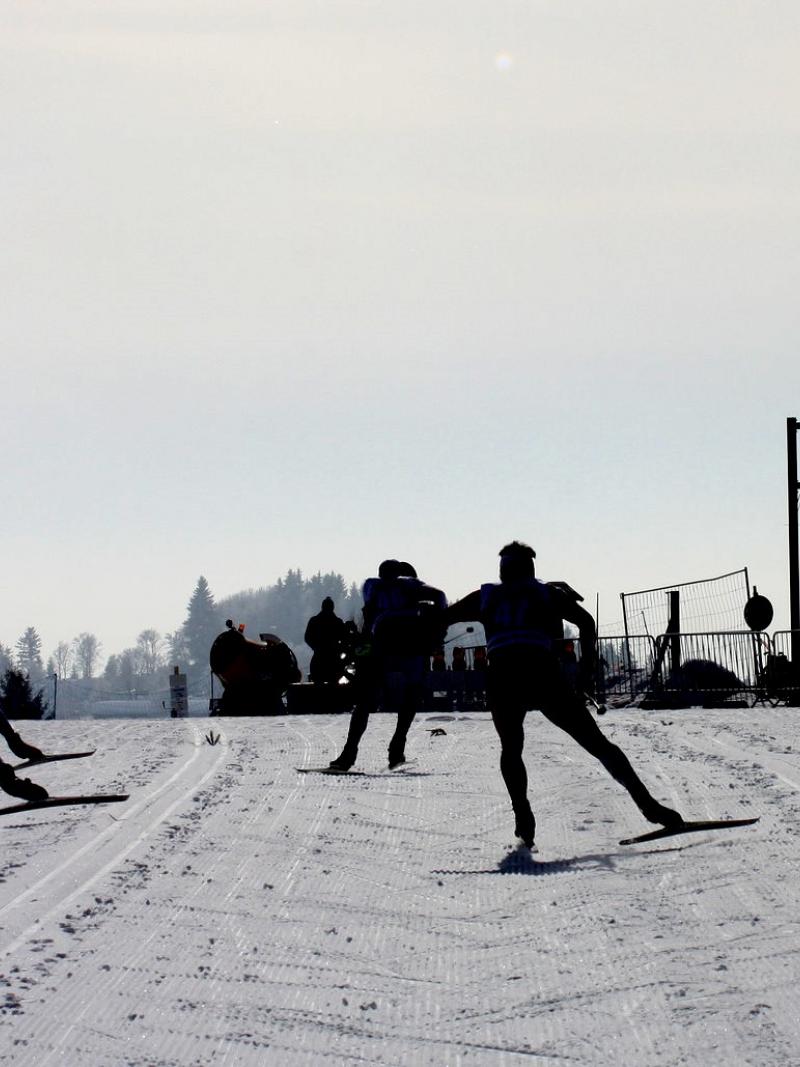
[744,589,774,632]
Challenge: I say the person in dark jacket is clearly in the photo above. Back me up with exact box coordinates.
[0,710,48,800]
[304,597,347,685]
[445,541,683,848]
[329,559,447,770]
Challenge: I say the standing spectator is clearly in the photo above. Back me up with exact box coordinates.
[304,598,347,685]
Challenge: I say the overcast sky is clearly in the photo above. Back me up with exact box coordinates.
[2,0,799,662]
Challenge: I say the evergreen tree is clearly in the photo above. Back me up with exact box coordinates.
[103,653,121,682]
[0,643,14,676]
[0,668,48,720]
[345,581,363,624]
[165,628,191,668]
[184,576,221,692]
[15,627,44,681]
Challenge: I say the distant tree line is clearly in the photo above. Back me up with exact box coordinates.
[2,568,363,700]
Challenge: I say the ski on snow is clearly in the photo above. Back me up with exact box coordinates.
[296,766,370,776]
[296,762,416,776]
[619,816,759,846]
[12,750,96,771]
[0,794,129,818]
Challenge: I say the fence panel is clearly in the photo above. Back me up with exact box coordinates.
[642,631,771,707]
[598,636,657,704]
[766,631,800,704]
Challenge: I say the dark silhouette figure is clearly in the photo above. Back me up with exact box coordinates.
[445,541,683,848]
[304,597,347,685]
[0,710,48,800]
[329,559,447,770]
[452,646,467,671]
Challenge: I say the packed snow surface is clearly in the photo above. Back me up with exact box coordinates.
[1,707,798,1066]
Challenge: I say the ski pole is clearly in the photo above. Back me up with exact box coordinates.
[584,691,607,716]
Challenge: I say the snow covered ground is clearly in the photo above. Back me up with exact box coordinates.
[1,706,798,1066]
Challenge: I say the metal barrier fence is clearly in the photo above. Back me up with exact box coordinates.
[772,630,800,660]
[428,631,799,710]
[765,631,800,704]
[648,631,767,706]
[598,636,657,704]
[623,630,800,708]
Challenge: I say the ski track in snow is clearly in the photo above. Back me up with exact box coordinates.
[0,709,798,1066]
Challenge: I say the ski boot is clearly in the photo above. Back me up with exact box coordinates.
[9,738,44,762]
[387,746,406,770]
[513,803,536,849]
[641,799,684,829]
[328,749,356,772]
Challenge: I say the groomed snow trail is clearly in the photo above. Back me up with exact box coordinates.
[1,709,798,1066]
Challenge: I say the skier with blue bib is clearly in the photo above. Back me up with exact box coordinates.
[329,560,447,771]
[445,541,683,848]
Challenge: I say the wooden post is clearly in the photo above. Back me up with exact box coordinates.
[169,666,189,718]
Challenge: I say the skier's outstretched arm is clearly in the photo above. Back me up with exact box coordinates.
[560,598,598,694]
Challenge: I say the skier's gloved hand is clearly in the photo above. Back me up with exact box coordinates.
[7,775,49,802]
[0,763,48,801]
[577,665,596,699]
[9,737,44,762]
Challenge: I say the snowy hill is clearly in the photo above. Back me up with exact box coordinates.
[1,708,798,1065]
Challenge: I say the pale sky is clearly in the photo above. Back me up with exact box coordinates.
[2,1,799,661]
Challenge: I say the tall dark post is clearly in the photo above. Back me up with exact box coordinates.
[668,590,681,676]
[789,417,800,664]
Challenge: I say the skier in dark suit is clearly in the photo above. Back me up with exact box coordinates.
[0,710,48,800]
[329,559,447,770]
[445,541,683,848]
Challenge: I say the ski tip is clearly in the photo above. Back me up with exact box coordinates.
[12,750,97,770]
[619,815,760,846]
[0,794,129,817]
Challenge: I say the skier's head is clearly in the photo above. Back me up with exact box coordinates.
[498,541,536,583]
[378,559,403,580]
[321,597,334,612]
[397,561,418,579]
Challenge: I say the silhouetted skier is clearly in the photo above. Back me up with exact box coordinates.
[329,559,447,770]
[445,541,683,848]
[304,597,347,685]
[0,710,48,800]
